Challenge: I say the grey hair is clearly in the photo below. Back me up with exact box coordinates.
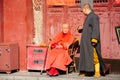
[82,3,92,10]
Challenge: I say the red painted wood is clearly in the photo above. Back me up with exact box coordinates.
[46,0,75,6]
[3,0,34,70]
[1,0,120,71]
[0,43,19,73]
[27,45,48,70]
[44,6,85,44]
[44,0,120,59]
[0,0,3,42]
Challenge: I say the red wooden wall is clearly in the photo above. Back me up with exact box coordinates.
[44,0,120,59]
[0,0,120,71]
[1,0,34,70]
[0,0,3,42]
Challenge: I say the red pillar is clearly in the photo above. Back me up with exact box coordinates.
[0,0,4,42]
[3,0,34,70]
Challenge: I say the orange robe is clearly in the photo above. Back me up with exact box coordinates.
[46,31,74,71]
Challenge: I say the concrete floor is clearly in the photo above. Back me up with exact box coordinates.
[0,71,120,80]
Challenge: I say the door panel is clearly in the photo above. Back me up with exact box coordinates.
[45,7,64,43]
[0,46,10,70]
[45,6,85,43]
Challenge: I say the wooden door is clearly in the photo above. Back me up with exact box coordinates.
[44,6,84,44]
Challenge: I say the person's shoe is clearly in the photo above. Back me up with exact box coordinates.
[53,68,59,76]
[94,72,100,78]
[47,68,54,76]
[47,72,53,76]
[53,73,59,76]
[79,74,85,77]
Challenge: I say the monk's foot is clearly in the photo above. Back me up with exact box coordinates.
[79,74,85,77]
[53,73,59,76]
[47,72,53,76]
[94,72,100,78]
[53,69,59,76]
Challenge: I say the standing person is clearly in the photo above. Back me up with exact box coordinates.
[78,3,106,78]
[46,23,74,76]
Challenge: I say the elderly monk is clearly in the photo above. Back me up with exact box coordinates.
[46,23,74,76]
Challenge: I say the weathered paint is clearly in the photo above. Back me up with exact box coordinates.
[2,0,34,70]
[0,0,120,71]
[0,0,3,42]
[44,0,120,59]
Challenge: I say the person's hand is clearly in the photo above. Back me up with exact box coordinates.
[56,44,63,49]
[51,43,57,49]
[77,29,83,33]
[91,42,97,47]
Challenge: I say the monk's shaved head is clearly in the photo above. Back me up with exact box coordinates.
[62,23,69,34]
[62,23,69,28]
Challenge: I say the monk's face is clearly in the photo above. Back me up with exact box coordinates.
[82,7,87,15]
[62,24,69,34]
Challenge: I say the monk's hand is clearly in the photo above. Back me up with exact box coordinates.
[56,44,63,49]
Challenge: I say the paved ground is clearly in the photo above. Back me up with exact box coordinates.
[0,71,120,80]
